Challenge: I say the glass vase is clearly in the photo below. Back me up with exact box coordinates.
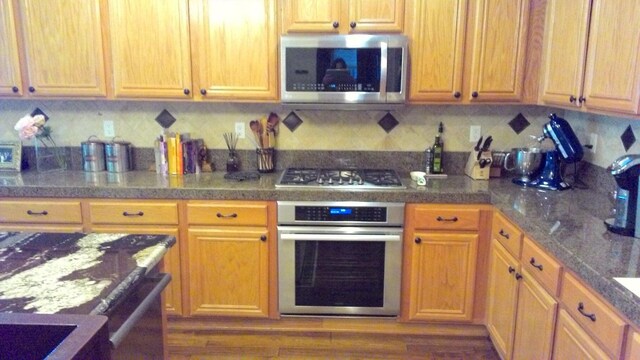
[34,136,67,172]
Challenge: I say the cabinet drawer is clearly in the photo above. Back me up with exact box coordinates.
[0,200,82,224]
[560,272,627,359]
[89,201,178,225]
[412,206,480,230]
[521,236,562,296]
[187,201,268,226]
[492,212,523,257]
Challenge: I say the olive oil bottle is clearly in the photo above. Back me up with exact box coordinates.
[432,122,444,173]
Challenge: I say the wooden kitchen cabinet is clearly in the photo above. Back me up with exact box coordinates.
[16,0,107,97]
[626,331,640,360]
[185,201,275,318]
[401,204,480,322]
[0,199,83,232]
[281,0,404,34]
[86,200,184,316]
[553,309,612,360]
[541,0,640,115]
[0,0,23,96]
[107,0,193,99]
[190,0,278,101]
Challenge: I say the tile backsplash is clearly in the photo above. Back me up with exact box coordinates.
[0,99,637,169]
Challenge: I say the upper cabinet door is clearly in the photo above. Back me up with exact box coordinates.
[191,0,278,101]
[540,0,591,108]
[18,0,106,97]
[282,0,342,33]
[407,0,467,102]
[108,0,192,99]
[0,0,23,96]
[582,0,640,114]
[468,0,529,102]
[347,0,404,33]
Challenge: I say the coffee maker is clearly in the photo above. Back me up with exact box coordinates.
[529,114,584,191]
[604,155,640,237]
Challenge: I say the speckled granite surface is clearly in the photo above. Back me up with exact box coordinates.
[0,170,637,327]
[0,232,175,315]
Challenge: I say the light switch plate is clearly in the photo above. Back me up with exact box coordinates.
[470,125,481,142]
[103,120,115,138]
[235,122,245,139]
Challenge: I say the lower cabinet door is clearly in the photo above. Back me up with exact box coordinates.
[553,309,611,360]
[187,227,269,317]
[512,270,557,359]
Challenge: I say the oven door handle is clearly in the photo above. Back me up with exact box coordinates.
[280,233,401,242]
[109,273,171,349]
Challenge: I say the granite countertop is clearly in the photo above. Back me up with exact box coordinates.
[0,231,175,315]
[0,170,638,328]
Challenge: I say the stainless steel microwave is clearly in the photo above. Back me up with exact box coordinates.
[280,35,408,109]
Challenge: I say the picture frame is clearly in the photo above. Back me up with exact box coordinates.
[0,141,22,171]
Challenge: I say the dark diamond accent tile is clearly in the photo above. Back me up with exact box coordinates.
[621,125,636,152]
[155,109,176,129]
[283,111,303,132]
[508,113,530,134]
[378,112,399,133]
[30,107,49,122]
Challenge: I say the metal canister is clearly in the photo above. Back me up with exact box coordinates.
[105,139,132,173]
[81,136,106,172]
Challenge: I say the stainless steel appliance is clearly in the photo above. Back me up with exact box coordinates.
[605,155,640,237]
[503,147,544,185]
[278,201,404,316]
[280,35,408,109]
[275,168,405,190]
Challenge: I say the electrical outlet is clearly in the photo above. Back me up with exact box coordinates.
[103,120,115,138]
[587,133,598,153]
[235,122,245,139]
[470,125,481,142]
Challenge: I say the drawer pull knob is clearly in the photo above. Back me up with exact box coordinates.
[414,237,422,244]
[123,211,144,217]
[27,210,48,216]
[508,266,515,274]
[578,302,596,322]
[216,212,238,219]
[436,216,458,222]
[515,273,523,280]
[332,21,339,28]
[260,235,267,242]
[499,229,510,239]
[529,257,544,271]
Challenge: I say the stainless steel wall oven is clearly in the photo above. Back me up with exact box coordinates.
[277,201,404,316]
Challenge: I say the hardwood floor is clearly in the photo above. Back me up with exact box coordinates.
[167,318,500,359]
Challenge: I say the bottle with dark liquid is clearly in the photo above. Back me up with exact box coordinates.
[432,122,444,174]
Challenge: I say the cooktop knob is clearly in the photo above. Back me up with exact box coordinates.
[338,178,343,185]
[358,178,364,185]
[318,177,324,184]
[348,177,354,185]
[328,178,333,184]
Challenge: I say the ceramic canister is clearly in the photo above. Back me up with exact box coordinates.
[81,136,106,172]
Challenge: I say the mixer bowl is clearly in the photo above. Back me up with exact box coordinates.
[504,147,544,183]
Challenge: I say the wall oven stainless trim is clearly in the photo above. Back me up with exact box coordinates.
[280,34,408,106]
[277,201,405,226]
[278,226,402,316]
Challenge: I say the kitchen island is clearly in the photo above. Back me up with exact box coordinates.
[0,231,175,358]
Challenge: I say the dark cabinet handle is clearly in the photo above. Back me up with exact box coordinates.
[123,211,144,217]
[436,216,458,222]
[350,21,356,28]
[569,95,576,103]
[27,210,48,216]
[414,237,422,244]
[499,229,510,239]
[579,96,586,103]
[183,88,190,95]
[515,273,523,280]
[332,21,339,28]
[200,89,207,95]
[471,91,478,98]
[578,302,597,322]
[12,86,19,93]
[28,86,35,93]
[508,266,515,274]
[216,212,238,219]
[529,257,544,271]
[453,91,461,98]
[260,235,267,242]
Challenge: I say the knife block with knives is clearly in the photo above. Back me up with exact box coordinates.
[465,136,493,180]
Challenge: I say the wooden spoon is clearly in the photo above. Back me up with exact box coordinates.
[249,120,262,148]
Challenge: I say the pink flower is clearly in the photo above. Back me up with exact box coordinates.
[14,114,45,140]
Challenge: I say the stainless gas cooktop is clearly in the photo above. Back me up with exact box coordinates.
[275,168,405,190]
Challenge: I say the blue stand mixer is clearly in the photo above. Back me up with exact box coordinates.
[527,114,584,191]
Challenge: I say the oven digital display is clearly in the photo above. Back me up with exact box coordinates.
[329,208,352,215]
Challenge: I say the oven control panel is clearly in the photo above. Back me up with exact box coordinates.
[295,206,387,222]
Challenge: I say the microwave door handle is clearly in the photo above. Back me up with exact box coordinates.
[380,40,388,98]
[280,233,400,242]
